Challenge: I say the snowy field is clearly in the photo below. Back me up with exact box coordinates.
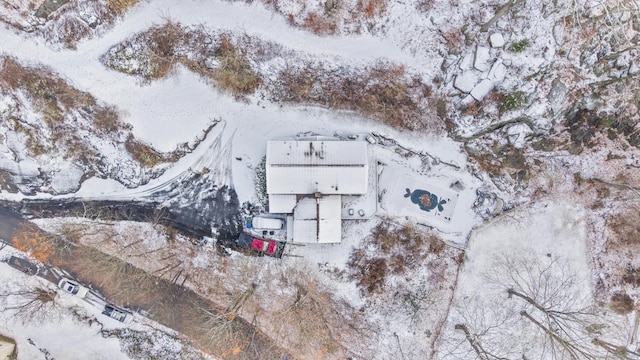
[0,0,483,355]
[438,202,636,359]
[1,0,639,358]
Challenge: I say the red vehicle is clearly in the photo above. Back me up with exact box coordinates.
[237,233,282,257]
[250,238,278,255]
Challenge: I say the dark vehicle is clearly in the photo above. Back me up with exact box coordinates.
[7,256,38,275]
[102,305,132,323]
[236,233,284,258]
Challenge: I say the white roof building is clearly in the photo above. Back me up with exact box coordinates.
[266,140,369,243]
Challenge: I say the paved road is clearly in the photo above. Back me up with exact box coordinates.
[0,205,28,242]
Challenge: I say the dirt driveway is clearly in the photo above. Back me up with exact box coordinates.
[0,205,30,241]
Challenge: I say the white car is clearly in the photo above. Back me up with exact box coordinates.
[366,134,377,144]
[58,278,89,298]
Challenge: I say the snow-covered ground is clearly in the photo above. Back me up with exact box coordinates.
[438,201,636,358]
[0,0,574,210]
[1,0,639,358]
[0,0,421,152]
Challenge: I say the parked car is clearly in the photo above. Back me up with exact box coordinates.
[102,305,132,323]
[58,278,89,298]
[250,238,278,255]
[366,134,377,144]
[236,233,282,257]
[251,216,284,230]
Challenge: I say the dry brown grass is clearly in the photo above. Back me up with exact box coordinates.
[146,22,184,79]
[277,61,433,130]
[266,0,388,35]
[20,125,50,156]
[0,57,92,112]
[58,16,93,50]
[356,0,387,18]
[416,0,435,12]
[211,35,262,97]
[348,222,444,295]
[61,133,101,167]
[0,56,120,164]
[20,0,118,49]
[466,147,502,176]
[107,24,262,98]
[302,12,338,35]
[107,0,139,14]
[94,105,126,133]
[125,135,166,168]
[608,205,640,246]
[0,55,178,181]
[440,29,465,48]
[610,292,635,314]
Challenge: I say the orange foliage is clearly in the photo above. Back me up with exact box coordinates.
[12,227,56,264]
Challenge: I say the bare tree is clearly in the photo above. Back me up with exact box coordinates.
[197,306,249,358]
[271,280,338,354]
[443,295,518,360]
[443,253,633,360]
[592,337,640,359]
[399,279,435,325]
[454,323,510,360]
[0,281,60,325]
[488,255,607,360]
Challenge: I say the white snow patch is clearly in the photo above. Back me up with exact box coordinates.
[489,33,505,48]
[470,79,494,101]
[48,161,85,194]
[453,71,479,93]
[506,123,533,148]
[473,46,491,72]
[487,59,507,83]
